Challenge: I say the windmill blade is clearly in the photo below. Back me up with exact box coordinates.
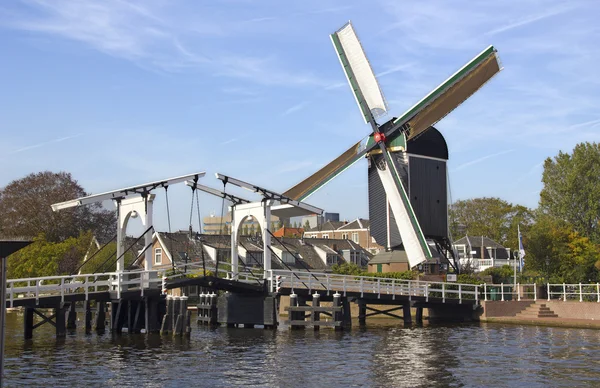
[376,148,431,267]
[284,134,371,201]
[331,21,388,124]
[392,46,502,140]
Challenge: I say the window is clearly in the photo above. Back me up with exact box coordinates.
[342,233,348,240]
[154,248,162,265]
[326,254,337,265]
[456,244,466,257]
[322,234,329,239]
[352,232,359,243]
[350,251,362,265]
[282,252,296,264]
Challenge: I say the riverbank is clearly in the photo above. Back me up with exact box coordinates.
[481,316,600,330]
[480,300,600,330]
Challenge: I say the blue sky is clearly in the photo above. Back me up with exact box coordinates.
[1,0,599,233]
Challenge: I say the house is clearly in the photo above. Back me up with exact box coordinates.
[453,235,514,272]
[202,212,280,235]
[303,218,383,254]
[272,227,304,238]
[367,241,449,275]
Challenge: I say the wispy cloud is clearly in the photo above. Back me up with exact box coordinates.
[7,134,83,156]
[453,149,514,172]
[4,1,333,88]
[376,63,414,78]
[281,101,309,116]
[485,5,574,36]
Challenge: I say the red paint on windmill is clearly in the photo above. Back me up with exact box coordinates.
[374,132,386,144]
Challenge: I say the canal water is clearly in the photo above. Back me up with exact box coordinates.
[3,311,600,387]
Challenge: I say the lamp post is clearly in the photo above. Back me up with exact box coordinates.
[545,255,550,285]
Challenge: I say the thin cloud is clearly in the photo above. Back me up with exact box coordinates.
[281,101,309,116]
[376,63,414,78]
[485,6,574,36]
[8,134,83,155]
[453,149,514,172]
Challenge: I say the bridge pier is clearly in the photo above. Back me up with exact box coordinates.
[217,292,278,328]
[95,302,106,333]
[67,302,77,331]
[55,304,67,337]
[415,307,423,325]
[145,296,161,333]
[24,307,34,340]
[84,301,92,334]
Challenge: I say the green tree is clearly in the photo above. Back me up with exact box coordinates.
[7,232,92,278]
[540,142,600,243]
[0,171,115,242]
[303,220,311,231]
[79,241,136,274]
[449,197,534,250]
[526,215,600,283]
[243,225,249,236]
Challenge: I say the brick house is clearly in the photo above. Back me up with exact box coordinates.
[303,218,383,255]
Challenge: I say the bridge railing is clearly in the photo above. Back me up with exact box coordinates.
[481,283,538,301]
[5,270,163,308]
[548,283,600,302]
[165,262,263,284]
[269,270,479,304]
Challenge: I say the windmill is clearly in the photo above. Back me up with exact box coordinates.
[284,21,502,270]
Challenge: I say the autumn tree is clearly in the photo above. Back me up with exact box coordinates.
[0,171,116,242]
[539,142,600,243]
[449,197,534,250]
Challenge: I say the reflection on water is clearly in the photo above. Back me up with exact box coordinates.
[3,312,600,387]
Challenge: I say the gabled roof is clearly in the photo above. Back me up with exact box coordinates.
[306,221,345,232]
[454,236,505,249]
[338,218,370,230]
[368,250,409,264]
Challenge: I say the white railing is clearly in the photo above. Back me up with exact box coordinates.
[482,283,537,301]
[548,283,600,302]
[165,263,263,284]
[5,270,163,308]
[269,270,479,304]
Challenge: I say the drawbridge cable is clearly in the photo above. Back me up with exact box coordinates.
[267,229,326,289]
[71,234,117,275]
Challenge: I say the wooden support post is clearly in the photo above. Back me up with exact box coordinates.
[24,307,34,340]
[341,297,352,330]
[333,293,343,331]
[415,307,423,325]
[160,296,173,335]
[67,302,77,331]
[55,304,67,338]
[358,302,367,326]
[132,301,142,334]
[111,301,126,334]
[289,294,303,330]
[84,301,92,334]
[403,304,412,325]
[312,293,321,331]
[95,302,106,333]
[145,297,159,334]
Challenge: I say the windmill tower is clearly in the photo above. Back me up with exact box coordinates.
[284,21,502,271]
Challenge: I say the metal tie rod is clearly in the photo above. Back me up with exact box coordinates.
[215,173,323,215]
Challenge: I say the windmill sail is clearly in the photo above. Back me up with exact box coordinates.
[284,133,371,201]
[376,147,431,267]
[393,46,501,140]
[331,22,388,123]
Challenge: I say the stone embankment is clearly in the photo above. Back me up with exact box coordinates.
[480,300,600,329]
